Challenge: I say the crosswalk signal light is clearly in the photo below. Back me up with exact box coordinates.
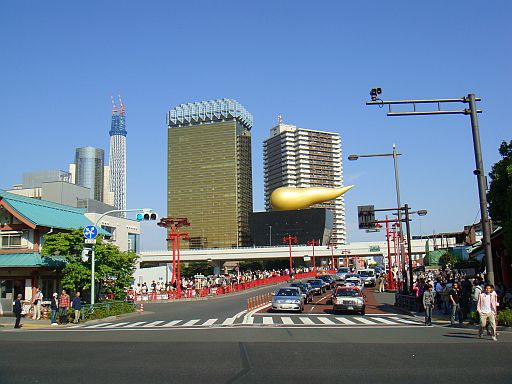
[136,209,158,221]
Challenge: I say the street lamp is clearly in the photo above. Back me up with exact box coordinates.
[348,146,408,292]
[327,243,337,271]
[282,235,298,276]
[341,249,351,268]
[366,91,494,285]
[307,239,320,274]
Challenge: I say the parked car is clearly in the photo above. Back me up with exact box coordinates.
[332,286,366,315]
[271,287,304,312]
[307,279,326,294]
[358,269,376,287]
[336,267,351,280]
[290,282,314,303]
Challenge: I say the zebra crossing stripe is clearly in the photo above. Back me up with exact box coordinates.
[389,317,419,324]
[281,317,294,325]
[334,317,356,325]
[244,317,254,325]
[162,320,182,327]
[299,317,315,325]
[222,317,236,325]
[107,322,129,328]
[262,317,274,325]
[142,321,165,327]
[317,317,335,325]
[181,319,200,327]
[202,318,218,326]
[371,317,397,325]
[85,322,113,328]
[353,317,377,325]
[122,321,146,328]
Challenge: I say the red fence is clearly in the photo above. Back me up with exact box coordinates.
[132,271,320,302]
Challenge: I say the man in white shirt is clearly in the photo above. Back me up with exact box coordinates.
[32,288,43,320]
[477,284,498,341]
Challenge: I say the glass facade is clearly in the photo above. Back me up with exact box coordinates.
[75,147,105,201]
[168,103,253,249]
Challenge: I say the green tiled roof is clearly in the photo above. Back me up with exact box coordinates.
[0,189,108,234]
[0,253,67,268]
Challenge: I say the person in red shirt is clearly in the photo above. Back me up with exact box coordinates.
[58,289,70,324]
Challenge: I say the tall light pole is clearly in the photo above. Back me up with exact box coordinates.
[282,235,298,276]
[348,147,407,292]
[307,239,320,274]
[327,243,337,271]
[366,90,494,285]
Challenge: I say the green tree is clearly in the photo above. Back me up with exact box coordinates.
[439,251,457,267]
[487,140,512,256]
[41,229,138,299]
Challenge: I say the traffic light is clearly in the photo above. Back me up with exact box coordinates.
[81,248,92,262]
[136,209,158,221]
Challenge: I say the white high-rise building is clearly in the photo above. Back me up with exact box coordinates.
[263,121,346,244]
[108,96,127,216]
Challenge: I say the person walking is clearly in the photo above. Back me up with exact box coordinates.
[13,294,23,329]
[71,292,82,324]
[32,287,43,320]
[477,284,499,341]
[422,284,435,326]
[58,289,70,324]
[449,282,463,326]
[50,293,59,325]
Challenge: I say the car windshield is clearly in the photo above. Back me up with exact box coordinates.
[359,271,374,277]
[276,288,300,297]
[337,268,349,273]
[308,280,322,286]
[336,289,360,297]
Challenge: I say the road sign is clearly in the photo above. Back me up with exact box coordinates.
[83,225,98,239]
[84,238,96,244]
[358,205,376,230]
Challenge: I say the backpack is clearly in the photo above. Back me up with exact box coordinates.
[472,285,482,302]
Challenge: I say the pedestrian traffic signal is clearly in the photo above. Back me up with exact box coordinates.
[136,209,158,221]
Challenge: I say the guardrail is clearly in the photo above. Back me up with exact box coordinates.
[132,271,322,302]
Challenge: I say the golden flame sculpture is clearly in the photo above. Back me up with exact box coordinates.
[270,186,354,211]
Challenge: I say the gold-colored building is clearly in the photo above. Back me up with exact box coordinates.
[167,99,253,249]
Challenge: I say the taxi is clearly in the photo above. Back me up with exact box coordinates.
[332,286,366,315]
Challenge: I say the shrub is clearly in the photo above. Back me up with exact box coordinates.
[497,309,512,327]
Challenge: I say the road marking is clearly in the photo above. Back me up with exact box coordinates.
[243,316,254,325]
[142,321,165,327]
[389,316,419,324]
[181,319,200,327]
[281,317,294,325]
[299,317,315,325]
[161,320,182,327]
[317,317,335,325]
[85,322,113,328]
[107,322,129,328]
[262,317,274,325]
[222,317,236,325]
[202,318,218,326]
[371,317,397,325]
[234,310,246,319]
[353,317,377,325]
[334,317,356,325]
[122,321,146,328]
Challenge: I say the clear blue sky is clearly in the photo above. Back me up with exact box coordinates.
[1,1,510,250]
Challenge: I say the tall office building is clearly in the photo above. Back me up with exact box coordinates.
[74,147,105,201]
[167,99,253,249]
[263,121,346,244]
[108,96,127,214]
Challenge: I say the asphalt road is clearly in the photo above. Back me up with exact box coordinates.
[1,281,511,384]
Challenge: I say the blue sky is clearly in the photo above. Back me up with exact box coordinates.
[1,1,510,250]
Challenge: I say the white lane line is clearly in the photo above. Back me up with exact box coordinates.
[181,319,200,327]
[334,317,357,325]
[317,317,336,325]
[222,317,236,325]
[262,317,274,325]
[202,318,218,326]
[389,316,420,324]
[244,316,254,325]
[84,322,113,328]
[106,322,129,328]
[233,310,246,319]
[161,320,182,327]
[353,317,377,325]
[122,321,146,328]
[281,317,294,325]
[299,317,315,325]
[142,321,165,327]
[370,317,397,325]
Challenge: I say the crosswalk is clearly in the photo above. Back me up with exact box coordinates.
[69,314,423,330]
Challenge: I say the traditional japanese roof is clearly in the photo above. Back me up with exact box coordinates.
[0,252,67,268]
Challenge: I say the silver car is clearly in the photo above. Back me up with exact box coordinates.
[271,287,304,312]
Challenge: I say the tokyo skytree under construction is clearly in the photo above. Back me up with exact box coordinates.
[109,95,127,215]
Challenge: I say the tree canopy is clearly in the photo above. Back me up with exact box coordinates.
[41,229,138,300]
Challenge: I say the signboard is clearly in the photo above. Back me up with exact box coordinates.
[83,225,98,239]
[303,256,311,262]
[358,205,375,229]
[84,238,96,244]
[369,245,381,252]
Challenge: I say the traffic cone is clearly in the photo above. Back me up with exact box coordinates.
[140,303,144,313]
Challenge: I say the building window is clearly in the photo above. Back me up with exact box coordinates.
[128,233,140,253]
[101,226,116,241]
[0,231,27,249]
